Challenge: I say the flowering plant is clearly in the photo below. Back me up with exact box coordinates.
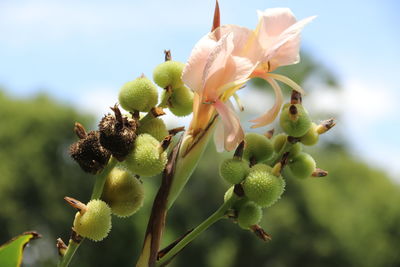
[0,2,336,267]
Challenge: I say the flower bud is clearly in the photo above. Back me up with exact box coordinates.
[153,61,185,88]
[69,128,111,174]
[73,199,112,242]
[300,123,319,146]
[137,118,168,142]
[119,76,158,112]
[237,201,262,229]
[280,104,311,137]
[124,134,167,177]
[102,168,144,217]
[219,158,249,184]
[288,152,316,179]
[243,133,273,163]
[167,86,194,117]
[242,164,285,207]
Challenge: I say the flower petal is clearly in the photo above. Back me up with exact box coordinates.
[213,118,225,152]
[182,33,217,94]
[213,100,244,151]
[265,15,316,70]
[250,76,283,128]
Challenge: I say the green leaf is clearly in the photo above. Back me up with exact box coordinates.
[0,232,41,267]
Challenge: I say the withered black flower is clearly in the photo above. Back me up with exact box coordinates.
[98,105,137,161]
[69,123,111,174]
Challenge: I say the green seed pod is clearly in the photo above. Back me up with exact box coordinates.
[300,123,319,146]
[168,86,194,117]
[137,118,168,142]
[73,199,112,242]
[219,158,249,184]
[243,133,273,163]
[102,168,144,217]
[280,104,312,137]
[272,133,287,153]
[119,77,158,112]
[237,201,262,229]
[223,187,249,210]
[288,152,316,179]
[289,142,302,157]
[153,61,185,88]
[242,164,285,207]
[125,134,167,177]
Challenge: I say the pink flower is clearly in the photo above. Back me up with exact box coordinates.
[182,6,315,151]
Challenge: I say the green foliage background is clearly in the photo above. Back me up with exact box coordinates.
[0,56,399,266]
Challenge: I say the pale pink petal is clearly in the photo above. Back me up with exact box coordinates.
[182,33,217,94]
[213,100,244,151]
[257,8,297,39]
[213,119,225,152]
[202,33,235,100]
[220,24,262,63]
[264,16,316,70]
[250,76,283,128]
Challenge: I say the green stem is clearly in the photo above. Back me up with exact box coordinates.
[58,158,117,267]
[266,138,294,166]
[58,239,79,267]
[156,197,236,267]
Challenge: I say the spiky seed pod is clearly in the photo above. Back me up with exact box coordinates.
[102,168,144,217]
[98,106,137,161]
[73,199,112,242]
[288,152,316,179]
[153,61,185,88]
[280,103,312,137]
[242,164,285,207]
[272,133,287,153]
[223,187,249,210]
[300,122,319,146]
[137,118,168,142]
[289,142,302,157]
[219,158,249,184]
[237,201,262,229]
[124,134,167,177]
[119,76,158,112]
[69,131,111,174]
[243,133,273,163]
[167,86,194,117]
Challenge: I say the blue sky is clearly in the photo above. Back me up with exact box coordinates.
[1,0,399,179]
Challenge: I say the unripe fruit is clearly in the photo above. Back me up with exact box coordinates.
[288,152,316,179]
[168,86,194,117]
[289,142,302,157]
[219,158,249,184]
[73,199,111,241]
[137,118,168,142]
[223,187,249,210]
[272,133,287,153]
[243,133,273,162]
[153,61,185,88]
[119,77,158,112]
[280,104,311,137]
[125,134,167,177]
[242,164,285,207]
[300,123,319,146]
[102,168,144,217]
[237,201,262,229]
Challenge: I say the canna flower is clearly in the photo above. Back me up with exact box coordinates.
[182,6,315,152]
